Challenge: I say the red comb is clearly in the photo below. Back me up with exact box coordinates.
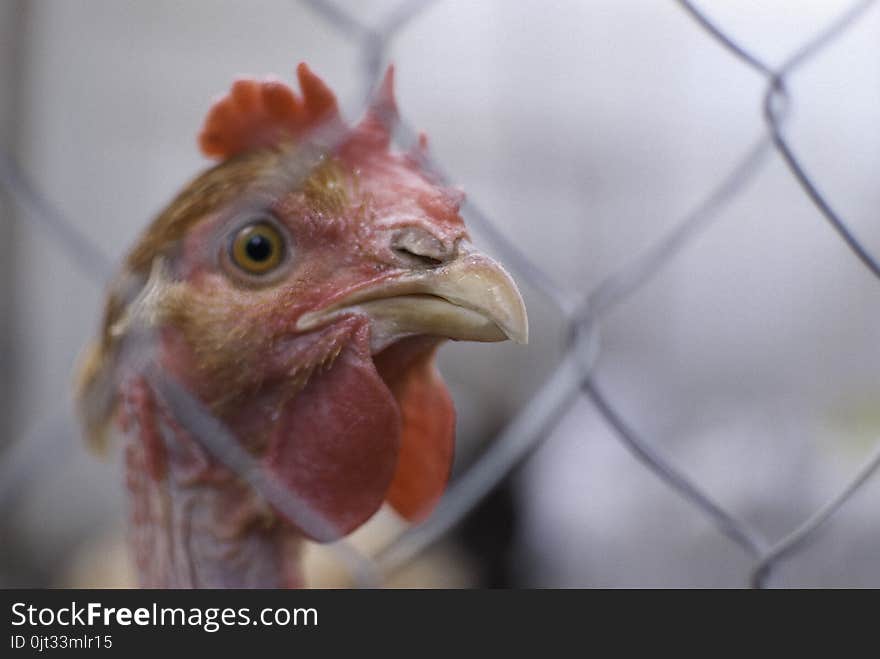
[198,63,340,160]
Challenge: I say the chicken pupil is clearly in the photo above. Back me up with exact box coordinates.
[245,234,273,262]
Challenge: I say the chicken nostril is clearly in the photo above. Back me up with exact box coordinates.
[390,227,451,268]
[393,246,444,267]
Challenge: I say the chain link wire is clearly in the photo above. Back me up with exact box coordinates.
[1,0,878,588]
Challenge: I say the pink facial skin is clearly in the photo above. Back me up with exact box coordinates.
[117,65,471,586]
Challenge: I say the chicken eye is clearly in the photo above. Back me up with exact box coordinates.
[230,222,285,274]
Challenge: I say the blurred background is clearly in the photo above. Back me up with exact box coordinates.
[1,0,879,588]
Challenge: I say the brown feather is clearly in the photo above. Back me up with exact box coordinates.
[74,149,281,450]
[73,147,357,451]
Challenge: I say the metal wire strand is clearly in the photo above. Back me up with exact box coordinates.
[583,378,767,557]
[579,134,773,321]
[1,0,878,589]
[677,0,880,588]
[0,151,113,283]
[682,0,880,282]
[751,439,880,588]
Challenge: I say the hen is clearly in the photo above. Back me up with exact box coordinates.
[74,63,527,588]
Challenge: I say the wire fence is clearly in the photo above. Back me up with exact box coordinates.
[1,0,879,588]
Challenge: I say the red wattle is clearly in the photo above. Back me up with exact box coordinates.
[374,339,455,522]
[262,324,400,541]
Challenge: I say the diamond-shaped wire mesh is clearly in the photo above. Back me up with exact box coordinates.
[1,0,878,587]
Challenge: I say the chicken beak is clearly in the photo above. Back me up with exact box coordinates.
[297,244,528,351]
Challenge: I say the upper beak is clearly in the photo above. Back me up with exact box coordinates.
[297,243,528,352]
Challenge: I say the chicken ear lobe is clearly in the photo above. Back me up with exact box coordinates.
[374,339,455,522]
